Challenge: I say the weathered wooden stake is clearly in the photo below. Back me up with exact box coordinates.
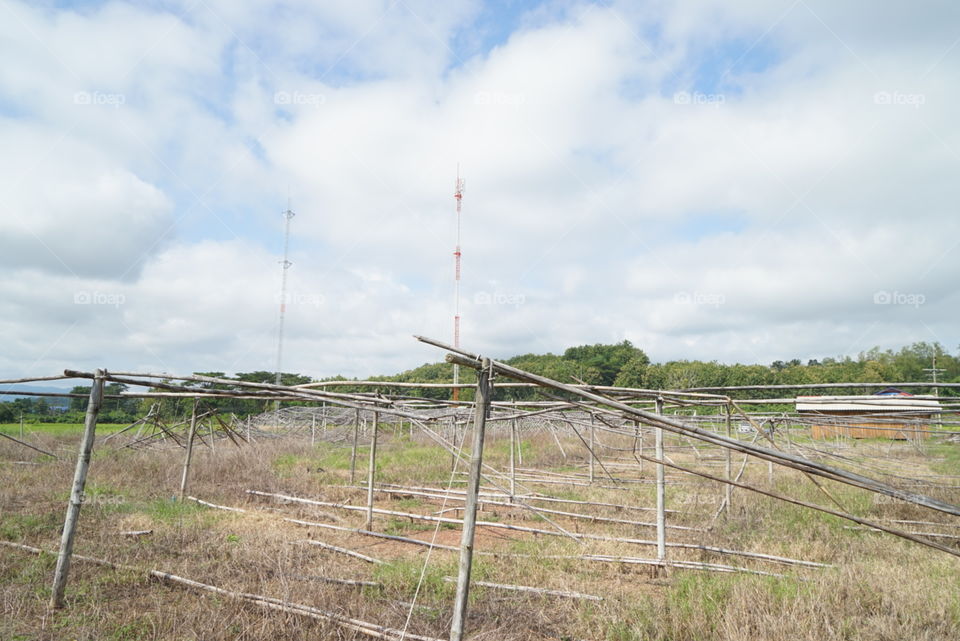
[450,358,492,641]
[655,397,666,563]
[516,420,523,466]
[509,418,517,502]
[724,402,733,512]
[19,412,24,440]
[50,369,105,609]
[365,412,379,530]
[589,414,595,483]
[350,409,360,485]
[178,400,199,502]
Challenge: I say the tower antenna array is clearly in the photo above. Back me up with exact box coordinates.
[453,168,465,401]
[275,203,295,398]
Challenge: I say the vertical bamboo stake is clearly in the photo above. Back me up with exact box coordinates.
[516,419,523,466]
[724,402,733,513]
[19,412,24,440]
[178,400,199,502]
[311,415,316,447]
[450,420,457,471]
[365,412,379,530]
[589,414,595,484]
[634,420,644,474]
[450,358,492,641]
[50,369,105,609]
[350,409,360,485]
[509,418,517,502]
[655,397,666,563]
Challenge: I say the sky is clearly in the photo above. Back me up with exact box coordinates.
[1,0,958,382]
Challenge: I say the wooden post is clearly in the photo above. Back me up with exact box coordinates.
[450,358,492,641]
[634,420,643,473]
[516,419,523,466]
[350,409,360,485]
[655,397,666,563]
[589,414,595,483]
[50,369,105,609]
[311,415,316,447]
[509,418,517,502]
[178,400,199,502]
[19,412,24,440]
[365,412,379,530]
[724,402,733,513]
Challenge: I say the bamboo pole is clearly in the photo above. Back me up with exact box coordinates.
[655,397,666,563]
[725,402,733,513]
[50,368,105,609]
[509,418,517,502]
[350,409,360,485]
[517,420,524,466]
[589,414,595,483]
[0,431,58,459]
[8,542,441,641]
[365,411,378,531]
[244,491,825,567]
[428,340,960,519]
[301,539,384,565]
[178,400,199,502]
[450,357,492,641]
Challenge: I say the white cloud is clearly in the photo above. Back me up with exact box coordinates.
[1,0,959,382]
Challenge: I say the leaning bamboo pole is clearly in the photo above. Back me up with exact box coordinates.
[50,369,104,609]
[184,499,798,578]
[245,490,826,568]
[450,357,492,641]
[419,337,960,520]
[4,542,443,641]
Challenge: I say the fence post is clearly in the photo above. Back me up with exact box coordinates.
[509,418,517,502]
[450,358,492,641]
[589,413,595,483]
[50,369,105,609]
[178,400,199,501]
[365,411,379,530]
[655,397,666,563]
[350,409,360,485]
[725,401,733,513]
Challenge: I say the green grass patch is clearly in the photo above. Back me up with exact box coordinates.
[0,423,128,437]
[929,442,960,476]
[373,556,491,605]
[0,512,64,540]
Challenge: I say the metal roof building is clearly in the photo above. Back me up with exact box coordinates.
[795,391,941,440]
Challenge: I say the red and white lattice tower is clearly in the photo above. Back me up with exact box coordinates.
[452,168,464,401]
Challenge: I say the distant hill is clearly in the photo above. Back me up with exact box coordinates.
[0,385,72,410]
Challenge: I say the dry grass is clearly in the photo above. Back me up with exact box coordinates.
[2,426,960,640]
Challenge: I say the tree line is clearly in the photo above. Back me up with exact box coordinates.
[3,341,957,423]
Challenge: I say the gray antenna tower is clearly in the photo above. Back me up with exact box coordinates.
[275,203,295,400]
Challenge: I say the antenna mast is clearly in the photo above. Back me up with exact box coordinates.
[924,354,946,398]
[453,168,464,401]
[275,203,295,400]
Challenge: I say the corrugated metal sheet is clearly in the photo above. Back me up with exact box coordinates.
[795,395,942,412]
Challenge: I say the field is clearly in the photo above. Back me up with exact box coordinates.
[0,424,128,437]
[2,423,960,641]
